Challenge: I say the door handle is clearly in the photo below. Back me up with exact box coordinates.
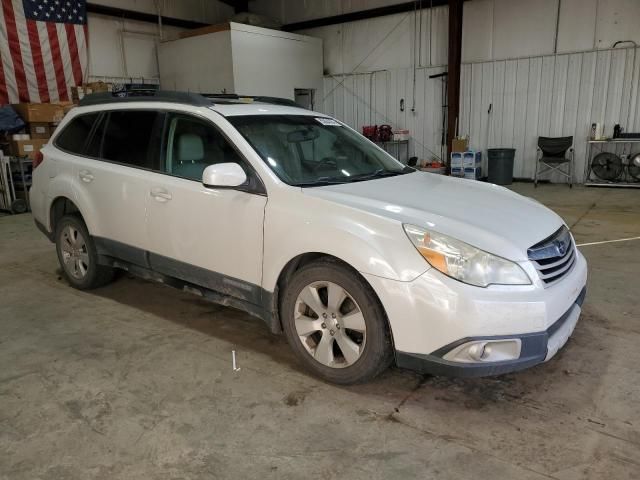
[78,169,94,183]
[150,187,172,202]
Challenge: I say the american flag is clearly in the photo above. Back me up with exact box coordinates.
[0,0,88,104]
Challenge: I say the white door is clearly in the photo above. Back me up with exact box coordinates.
[145,112,267,302]
[59,110,162,261]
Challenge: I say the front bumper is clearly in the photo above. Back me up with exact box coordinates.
[395,287,585,377]
[362,248,588,377]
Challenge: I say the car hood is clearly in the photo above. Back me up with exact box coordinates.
[303,172,565,261]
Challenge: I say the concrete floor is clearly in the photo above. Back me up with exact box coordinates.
[1,183,639,479]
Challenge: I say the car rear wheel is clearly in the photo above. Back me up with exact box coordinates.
[281,259,393,384]
[55,214,115,290]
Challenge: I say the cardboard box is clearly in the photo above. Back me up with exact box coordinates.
[10,138,47,160]
[451,138,469,153]
[13,103,64,123]
[85,81,112,93]
[28,122,53,139]
[71,82,112,102]
[71,85,92,102]
[57,101,76,114]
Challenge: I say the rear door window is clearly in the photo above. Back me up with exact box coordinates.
[99,110,162,170]
[85,114,106,158]
[55,113,100,155]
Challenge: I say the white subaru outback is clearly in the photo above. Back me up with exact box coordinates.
[30,91,587,384]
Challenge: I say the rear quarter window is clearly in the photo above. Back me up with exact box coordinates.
[55,113,100,155]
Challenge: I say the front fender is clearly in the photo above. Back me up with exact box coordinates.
[262,193,429,292]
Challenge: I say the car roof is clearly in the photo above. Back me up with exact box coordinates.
[77,91,326,118]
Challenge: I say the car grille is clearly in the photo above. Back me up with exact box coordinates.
[527,226,576,287]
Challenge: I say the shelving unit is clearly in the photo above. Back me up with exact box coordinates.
[375,139,410,164]
[0,154,32,213]
[584,139,640,188]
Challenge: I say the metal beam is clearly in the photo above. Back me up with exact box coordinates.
[86,3,209,30]
[446,0,463,168]
[281,0,456,31]
[218,0,249,14]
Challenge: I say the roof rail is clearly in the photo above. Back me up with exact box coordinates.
[202,93,301,108]
[78,91,212,107]
[78,90,303,109]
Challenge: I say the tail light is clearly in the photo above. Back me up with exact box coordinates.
[33,151,44,169]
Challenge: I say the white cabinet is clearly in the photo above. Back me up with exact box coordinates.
[158,22,323,101]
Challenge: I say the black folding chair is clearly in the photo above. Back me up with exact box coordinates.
[535,136,574,188]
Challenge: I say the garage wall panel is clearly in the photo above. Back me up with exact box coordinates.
[283,0,640,183]
[595,0,640,49]
[299,7,448,75]
[455,46,640,183]
[250,0,410,25]
[557,0,597,53]
[87,13,183,82]
[319,65,448,163]
[522,57,542,179]
[550,55,568,136]
[492,0,558,60]
[86,1,233,83]
[462,0,493,63]
[289,0,640,70]
[512,58,530,177]
[320,45,640,182]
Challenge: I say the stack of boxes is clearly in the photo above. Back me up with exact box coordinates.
[450,137,482,180]
[71,81,113,102]
[6,83,112,160]
[9,103,65,160]
[451,151,482,180]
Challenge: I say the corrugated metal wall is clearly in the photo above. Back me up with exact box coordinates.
[319,46,640,183]
[460,46,640,182]
[321,66,448,163]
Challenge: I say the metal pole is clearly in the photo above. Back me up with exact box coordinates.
[446,0,463,169]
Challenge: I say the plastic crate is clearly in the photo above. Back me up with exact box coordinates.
[463,151,482,167]
[463,166,482,180]
[451,152,464,168]
[451,166,464,177]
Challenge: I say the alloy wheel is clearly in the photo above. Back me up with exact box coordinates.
[60,225,90,279]
[293,281,367,368]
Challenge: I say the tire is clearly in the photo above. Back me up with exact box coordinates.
[280,259,393,384]
[55,214,115,290]
[10,199,27,214]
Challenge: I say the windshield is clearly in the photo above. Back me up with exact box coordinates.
[227,115,413,186]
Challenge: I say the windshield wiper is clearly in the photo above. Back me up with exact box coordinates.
[294,177,350,187]
[347,167,411,182]
[295,167,414,187]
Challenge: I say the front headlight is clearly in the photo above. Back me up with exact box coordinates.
[403,224,531,287]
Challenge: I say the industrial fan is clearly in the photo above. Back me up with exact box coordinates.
[628,152,640,180]
[591,152,623,181]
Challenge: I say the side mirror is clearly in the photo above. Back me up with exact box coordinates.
[202,163,247,188]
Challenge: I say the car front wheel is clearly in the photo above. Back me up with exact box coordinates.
[281,259,393,384]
